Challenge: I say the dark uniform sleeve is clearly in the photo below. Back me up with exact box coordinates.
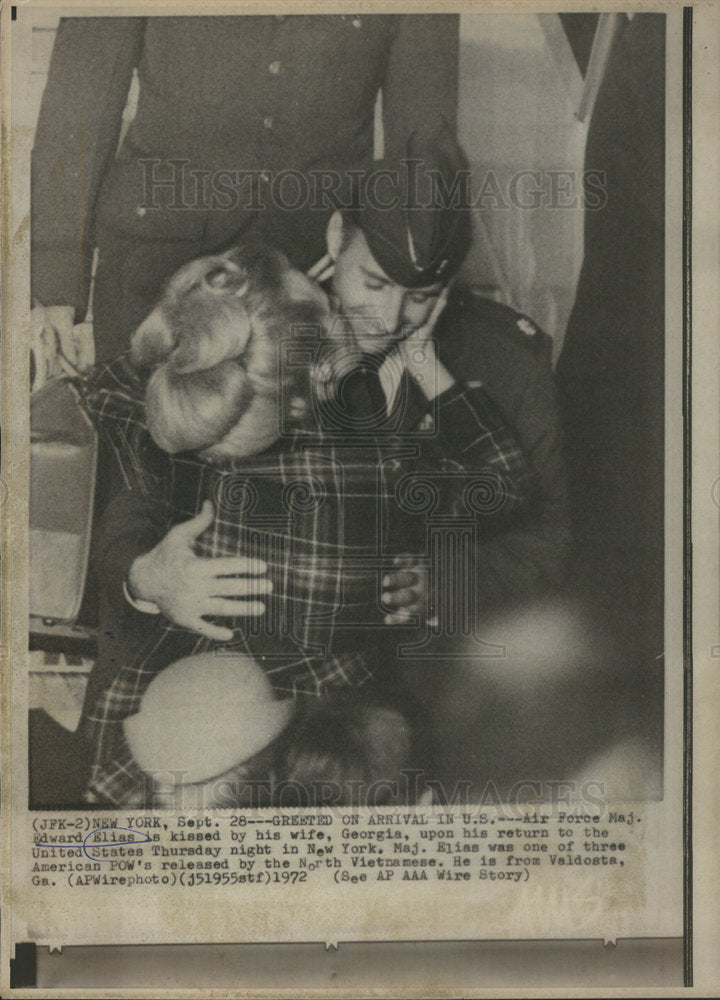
[78,486,169,754]
[471,349,570,610]
[437,298,571,614]
[382,15,459,155]
[91,488,167,616]
[77,354,172,723]
[31,17,145,315]
[429,382,532,520]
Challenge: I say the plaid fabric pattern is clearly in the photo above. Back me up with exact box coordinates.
[78,353,530,804]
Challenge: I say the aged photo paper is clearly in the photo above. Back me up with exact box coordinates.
[2,0,719,994]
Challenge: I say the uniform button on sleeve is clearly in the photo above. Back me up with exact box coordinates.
[263,116,274,130]
[269,60,281,75]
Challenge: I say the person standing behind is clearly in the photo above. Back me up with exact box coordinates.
[31,14,459,364]
[555,14,665,670]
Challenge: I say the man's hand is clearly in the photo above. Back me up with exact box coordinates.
[381,555,430,626]
[127,500,271,641]
[397,287,455,401]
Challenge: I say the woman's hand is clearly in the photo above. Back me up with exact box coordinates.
[31,304,95,389]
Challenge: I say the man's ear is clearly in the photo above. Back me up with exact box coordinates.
[326,211,345,261]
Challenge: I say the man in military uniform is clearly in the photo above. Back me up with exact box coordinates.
[322,130,569,624]
[31,13,459,364]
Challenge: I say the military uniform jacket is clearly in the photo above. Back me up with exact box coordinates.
[397,291,570,611]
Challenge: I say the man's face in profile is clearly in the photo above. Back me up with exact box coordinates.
[330,225,444,355]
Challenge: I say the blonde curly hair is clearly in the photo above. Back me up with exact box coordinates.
[130,244,331,461]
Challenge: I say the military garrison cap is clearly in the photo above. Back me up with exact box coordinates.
[348,126,473,288]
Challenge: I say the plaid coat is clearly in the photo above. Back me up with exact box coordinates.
[77,353,531,804]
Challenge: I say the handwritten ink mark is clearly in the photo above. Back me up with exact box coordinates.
[35,827,152,861]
